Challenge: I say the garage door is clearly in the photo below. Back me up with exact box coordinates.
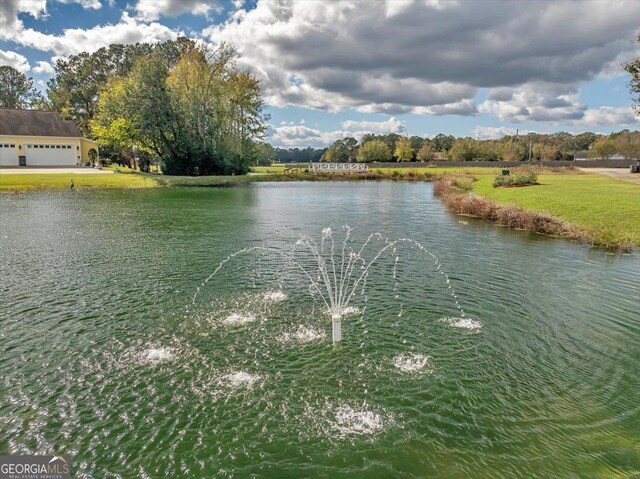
[0,143,19,166]
[24,144,77,166]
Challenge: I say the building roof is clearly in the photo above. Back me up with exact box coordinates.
[0,108,82,137]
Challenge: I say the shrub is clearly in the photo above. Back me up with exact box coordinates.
[493,171,538,187]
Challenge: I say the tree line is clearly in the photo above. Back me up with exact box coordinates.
[314,130,639,163]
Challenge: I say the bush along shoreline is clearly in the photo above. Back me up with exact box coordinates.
[493,171,539,188]
[433,175,633,252]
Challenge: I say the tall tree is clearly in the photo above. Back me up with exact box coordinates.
[588,138,617,160]
[431,133,455,152]
[322,137,357,162]
[254,142,276,165]
[48,38,195,136]
[625,33,640,115]
[357,139,392,163]
[615,132,640,160]
[0,66,45,109]
[447,138,480,161]
[92,43,267,175]
[394,137,414,161]
[416,142,436,161]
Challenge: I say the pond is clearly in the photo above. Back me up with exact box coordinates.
[1,181,638,478]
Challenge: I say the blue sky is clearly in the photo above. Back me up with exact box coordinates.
[1,0,638,148]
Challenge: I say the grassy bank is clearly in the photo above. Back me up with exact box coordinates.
[0,173,159,191]
[0,171,307,191]
[434,169,639,249]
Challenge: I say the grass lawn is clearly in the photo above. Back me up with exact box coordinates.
[471,171,640,246]
[251,165,287,173]
[0,170,302,191]
[0,173,159,191]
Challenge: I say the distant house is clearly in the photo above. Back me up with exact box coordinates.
[0,108,98,167]
[574,151,626,161]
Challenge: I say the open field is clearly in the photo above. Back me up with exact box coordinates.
[471,171,640,246]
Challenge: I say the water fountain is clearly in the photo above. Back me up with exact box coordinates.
[194,226,468,344]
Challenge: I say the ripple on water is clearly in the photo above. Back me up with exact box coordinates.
[392,353,433,374]
[439,316,483,333]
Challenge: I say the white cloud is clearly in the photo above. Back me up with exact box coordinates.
[134,0,220,21]
[581,106,639,126]
[269,117,407,148]
[205,0,640,116]
[340,117,405,135]
[57,0,102,9]
[13,12,181,56]
[0,49,30,73]
[0,0,47,40]
[479,83,586,123]
[32,60,54,74]
[471,126,529,140]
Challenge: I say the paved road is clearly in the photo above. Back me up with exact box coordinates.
[580,167,640,184]
[0,167,112,174]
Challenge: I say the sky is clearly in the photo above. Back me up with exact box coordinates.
[1,0,639,148]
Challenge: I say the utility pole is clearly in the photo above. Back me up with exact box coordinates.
[528,139,532,162]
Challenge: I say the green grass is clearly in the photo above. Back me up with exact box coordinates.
[0,171,306,191]
[472,172,640,246]
[251,165,287,173]
[0,173,159,191]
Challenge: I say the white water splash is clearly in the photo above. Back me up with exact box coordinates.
[340,306,361,317]
[392,353,433,373]
[440,316,483,332]
[223,312,256,325]
[330,405,387,437]
[144,348,173,362]
[221,371,261,388]
[281,325,326,344]
[262,290,287,302]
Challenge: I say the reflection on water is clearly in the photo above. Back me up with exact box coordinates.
[0,182,639,478]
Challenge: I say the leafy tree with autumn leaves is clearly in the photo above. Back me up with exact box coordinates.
[90,42,267,175]
[625,33,640,116]
[357,139,392,162]
[394,137,414,161]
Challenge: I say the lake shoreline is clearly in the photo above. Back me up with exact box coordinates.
[1,168,637,250]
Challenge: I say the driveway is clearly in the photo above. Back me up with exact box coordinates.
[0,167,112,174]
[580,167,640,184]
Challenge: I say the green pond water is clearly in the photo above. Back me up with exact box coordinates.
[1,181,639,478]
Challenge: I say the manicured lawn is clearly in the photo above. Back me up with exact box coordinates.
[0,171,299,191]
[0,173,159,191]
[472,172,640,246]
